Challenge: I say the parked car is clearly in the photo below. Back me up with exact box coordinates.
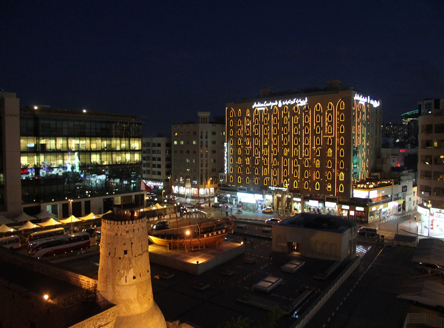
[262,207,273,214]
[417,262,444,275]
[265,218,281,225]
[212,203,222,208]
[358,227,378,237]
[152,220,169,230]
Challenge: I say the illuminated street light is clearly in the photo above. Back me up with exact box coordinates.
[43,294,49,301]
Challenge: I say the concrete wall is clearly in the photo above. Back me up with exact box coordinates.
[0,248,97,290]
[272,225,354,261]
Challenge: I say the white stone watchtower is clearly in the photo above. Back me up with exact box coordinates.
[97,218,166,328]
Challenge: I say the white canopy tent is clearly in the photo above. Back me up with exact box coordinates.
[0,224,15,233]
[35,210,58,220]
[38,218,61,227]
[17,221,40,231]
[0,215,14,225]
[79,213,96,221]
[13,212,37,223]
[59,215,82,224]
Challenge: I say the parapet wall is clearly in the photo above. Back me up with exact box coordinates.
[0,248,97,290]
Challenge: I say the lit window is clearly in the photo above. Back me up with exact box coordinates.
[339,172,344,180]
[246,177,250,184]
[339,160,344,169]
[327,183,331,191]
[304,171,309,178]
[316,159,320,168]
[339,113,345,121]
[230,120,233,127]
[327,160,332,168]
[293,180,298,188]
[229,176,233,182]
[315,182,320,190]
[304,181,309,189]
[339,184,344,192]
[238,176,242,183]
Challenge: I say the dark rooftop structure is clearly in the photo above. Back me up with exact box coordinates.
[281,212,356,233]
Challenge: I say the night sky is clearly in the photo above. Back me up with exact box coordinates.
[1,1,443,136]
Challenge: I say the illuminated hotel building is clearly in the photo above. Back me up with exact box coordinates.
[171,112,225,200]
[1,91,144,218]
[225,83,382,215]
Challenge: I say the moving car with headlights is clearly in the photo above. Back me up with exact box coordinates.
[265,218,281,225]
[262,207,273,214]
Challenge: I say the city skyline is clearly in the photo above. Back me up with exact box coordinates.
[1,1,443,136]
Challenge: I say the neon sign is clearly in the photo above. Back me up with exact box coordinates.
[354,94,380,108]
[252,97,308,110]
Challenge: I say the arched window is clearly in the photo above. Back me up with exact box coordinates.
[316,126,321,134]
[254,177,259,184]
[230,157,233,164]
[255,168,258,175]
[230,129,233,136]
[304,181,309,189]
[327,113,332,122]
[327,183,331,191]
[273,117,278,125]
[273,127,278,135]
[339,160,344,169]
[238,176,242,183]
[339,172,344,180]
[246,177,250,184]
[237,167,242,173]
[315,182,320,190]
[316,115,321,123]
[246,158,250,165]
[255,158,259,165]
[293,180,298,188]
[238,109,241,116]
[327,126,332,134]
[229,148,233,154]
[304,159,309,167]
[339,149,344,157]
[327,148,332,157]
[264,178,268,186]
[340,101,345,109]
[327,160,332,168]
[316,159,320,168]
[230,109,235,117]
[238,139,242,145]
[304,126,309,134]
[304,115,310,123]
[315,171,320,179]
[246,167,250,174]
[230,120,233,127]
[237,148,241,155]
[229,139,233,145]
[229,176,233,182]
[339,125,345,133]
[304,170,309,178]
[238,119,242,126]
[230,167,233,173]
[340,137,344,145]
[237,157,242,164]
[339,184,344,192]
[327,171,332,180]
[264,168,268,175]
[316,148,321,156]
[339,113,345,121]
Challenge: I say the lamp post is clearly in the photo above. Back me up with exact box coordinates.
[68,199,73,233]
[427,201,432,237]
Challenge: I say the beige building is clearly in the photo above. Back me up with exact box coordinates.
[417,109,444,234]
[171,112,225,200]
[272,213,357,262]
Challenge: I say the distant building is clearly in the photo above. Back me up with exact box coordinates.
[142,136,172,194]
[171,112,225,201]
[417,109,444,233]
[272,213,357,262]
[0,91,144,219]
[418,98,444,116]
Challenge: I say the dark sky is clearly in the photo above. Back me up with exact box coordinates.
[1,1,443,136]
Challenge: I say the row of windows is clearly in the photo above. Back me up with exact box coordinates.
[227,175,345,192]
[21,137,141,152]
[228,101,346,118]
[20,116,143,138]
[21,151,141,168]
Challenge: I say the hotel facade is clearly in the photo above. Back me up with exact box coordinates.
[224,84,384,219]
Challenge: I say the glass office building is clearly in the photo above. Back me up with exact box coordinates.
[19,106,143,215]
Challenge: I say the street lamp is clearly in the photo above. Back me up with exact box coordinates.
[427,201,432,237]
